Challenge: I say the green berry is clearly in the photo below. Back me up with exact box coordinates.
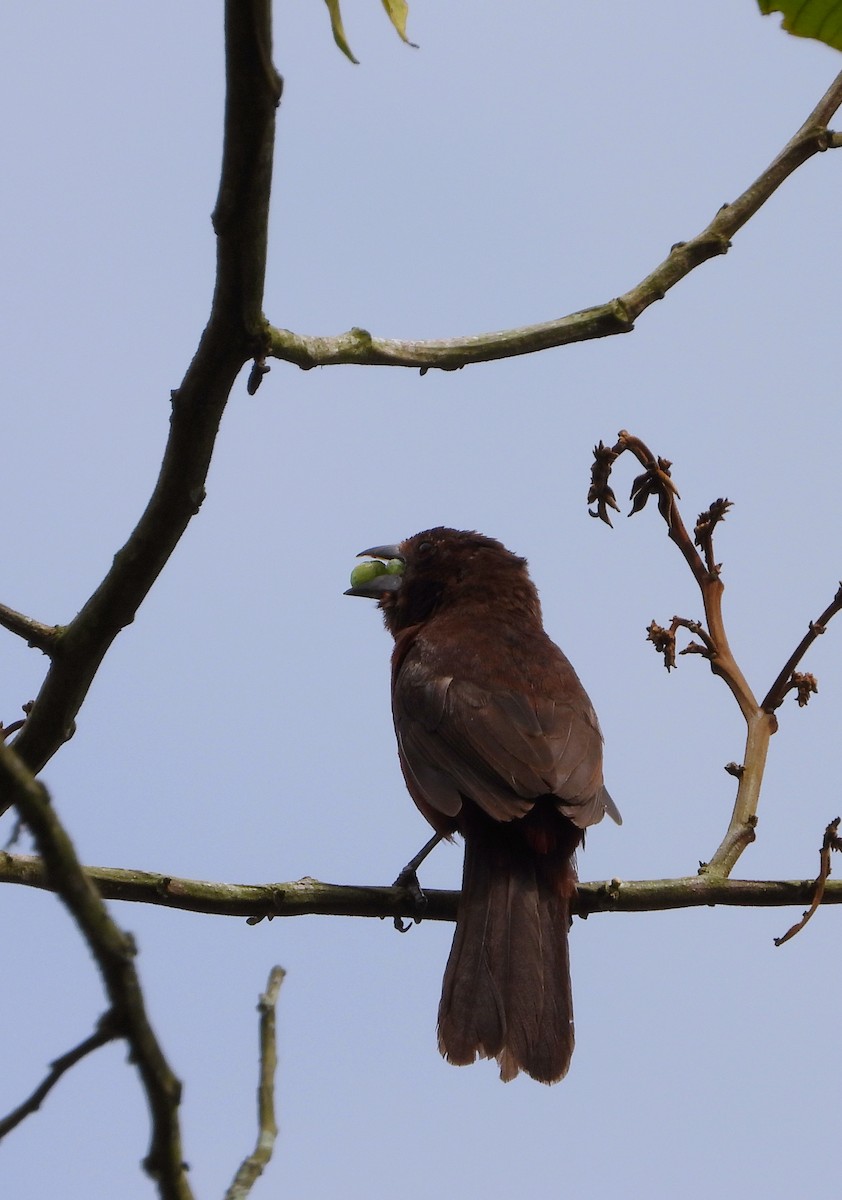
[384,558,405,575]
[349,560,387,588]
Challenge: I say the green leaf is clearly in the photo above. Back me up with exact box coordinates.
[381,0,418,48]
[757,0,842,51]
[323,0,359,64]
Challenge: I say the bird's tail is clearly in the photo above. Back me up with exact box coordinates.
[437,804,581,1084]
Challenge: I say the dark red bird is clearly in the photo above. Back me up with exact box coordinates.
[346,527,620,1083]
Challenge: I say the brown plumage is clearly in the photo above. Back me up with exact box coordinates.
[347,527,620,1083]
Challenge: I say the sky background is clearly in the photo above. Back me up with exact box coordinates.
[2,2,841,1197]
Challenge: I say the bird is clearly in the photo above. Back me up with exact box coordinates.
[346,527,620,1083]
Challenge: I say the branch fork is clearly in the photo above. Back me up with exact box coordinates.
[590,431,841,879]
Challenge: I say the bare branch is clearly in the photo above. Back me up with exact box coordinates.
[2,0,282,808]
[266,70,842,371]
[0,744,193,1200]
[225,967,286,1200]
[590,431,776,878]
[762,582,842,712]
[0,602,63,654]
[0,1014,118,1141]
[774,818,842,946]
[4,851,842,919]
[592,434,842,878]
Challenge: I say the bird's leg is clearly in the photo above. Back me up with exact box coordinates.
[392,831,444,932]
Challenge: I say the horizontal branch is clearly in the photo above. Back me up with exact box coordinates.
[3,853,840,920]
[267,305,634,370]
[267,70,842,372]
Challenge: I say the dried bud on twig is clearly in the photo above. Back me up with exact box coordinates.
[247,357,270,395]
[647,620,677,670]
[588,441,621,527]
[788,671,818,707]
[647,615,715,672]
[694,498,733,576]
[680,641,710,658]
[628,457,679,526]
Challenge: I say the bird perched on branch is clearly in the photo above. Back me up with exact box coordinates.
[346,527,620,1084]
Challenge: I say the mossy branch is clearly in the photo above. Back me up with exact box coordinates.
[3,852,841,920]
[266,70,842,371]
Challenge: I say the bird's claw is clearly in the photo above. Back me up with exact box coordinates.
[392,865,428,932]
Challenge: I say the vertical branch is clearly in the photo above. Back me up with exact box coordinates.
[225,967,286,1200]
[697,580,777,876]
[705,711,775,875]
[3,0,282,799]
[590,433,779,877]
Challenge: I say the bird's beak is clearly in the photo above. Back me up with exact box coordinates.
[344,545,406,599]
[358,544,403,562]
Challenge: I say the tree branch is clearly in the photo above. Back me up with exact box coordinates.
[0,1014,119,1141]
[0,743,193,1200]
[3,852,842,919]
[1,0,282,806]
[266,70,842,371]
[774,817,842,946]
[0,603,63,654]
[762,582,842,712]
[224,966,286,1200]
[587,430,839,879]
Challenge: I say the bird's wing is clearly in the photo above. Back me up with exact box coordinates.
[394,659,618,828]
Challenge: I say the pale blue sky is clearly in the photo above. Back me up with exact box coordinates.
[2,3,841,1197]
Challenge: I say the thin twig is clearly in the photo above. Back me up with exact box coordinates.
[774,818,842,946]
[0,1014,118,1140]
[266,70,842,371]
[762,583,842,712]
[225,967,286,1200]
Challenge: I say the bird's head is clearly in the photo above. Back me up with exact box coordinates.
[345,527,541,635]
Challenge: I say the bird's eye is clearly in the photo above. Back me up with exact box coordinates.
[417,540,433,555]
